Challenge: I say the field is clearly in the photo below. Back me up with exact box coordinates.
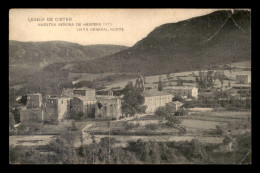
[103,61,251,90]
[182,119,226,130]
[68,72,116,84]
[9,135,56,147]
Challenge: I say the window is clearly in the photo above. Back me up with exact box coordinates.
[61,101,63,104]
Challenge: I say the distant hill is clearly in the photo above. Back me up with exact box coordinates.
[72,10,251,75]
[9,41,128,86]
[9,40,128,67]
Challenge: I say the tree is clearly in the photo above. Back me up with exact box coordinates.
[166,74,171,81]
[122,82,146,117]
[177,77,183,86]
[122,81,135,94]
[154,106,170,117]
[18,95,27,105]
[158,78,163,91]
[47,131,78,164]
[206,70,215,87]
[11,108,20,124]
[9,112,15,129]
[71,121,77,131]
[165,115,183,127]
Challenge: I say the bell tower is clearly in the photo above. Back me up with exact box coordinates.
[135,75,145,93]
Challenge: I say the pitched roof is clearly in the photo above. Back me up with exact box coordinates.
[173,101,183,106]
[167,101,183,107]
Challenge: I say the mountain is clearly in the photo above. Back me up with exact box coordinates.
[9,40,128,67]
[9,41,128,86]
[73,10,251,75]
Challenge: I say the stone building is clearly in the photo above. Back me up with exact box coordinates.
[143,91,172,113]
[73,87,96,98]
[20,93,44,125]
[236,75,250,84]
[163,86,198,99]
[135,75,145,93]
[26,93,42,109]
[69,97,96,118]
[43,97,71,124]
[62,87,96,99]
[166,101,184,113]
[144,83,158,92]
[62,87,97,118]
[95,95,123,120]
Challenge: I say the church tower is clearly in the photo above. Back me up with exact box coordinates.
[135,75,145,93]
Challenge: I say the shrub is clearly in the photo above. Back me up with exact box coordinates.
[215,125,224,136]
[125,122,140,130]
[166,115,182,126]
[181,109,188,116]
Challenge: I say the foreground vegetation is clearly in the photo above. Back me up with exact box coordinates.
[9,130,251,164]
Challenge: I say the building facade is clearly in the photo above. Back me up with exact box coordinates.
[143,91,172,113]
[166,101,183,113]
[144,83,158,92]
[236,75,250,84]
[44,97,71,124]
[163,86,198,99]
[62,87,96,99]
[62,87,97,118]
[95,95,123,120]
[69,97,96,118]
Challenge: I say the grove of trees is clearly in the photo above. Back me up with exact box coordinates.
[121,82,147,117]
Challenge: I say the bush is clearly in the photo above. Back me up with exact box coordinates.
[119,116,126,120]
[215,125,224,136]
[181,109,188,116]
[155,106,170,117]
[166,115,182,127]
[125,122,140,130]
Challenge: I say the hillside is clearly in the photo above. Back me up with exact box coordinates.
[9,40,128,67]
[72,10,251,75]
[9,41,128,86]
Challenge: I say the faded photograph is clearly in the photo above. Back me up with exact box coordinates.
[9,9,251,164]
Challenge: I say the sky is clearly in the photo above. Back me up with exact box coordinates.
[9,9,223,47]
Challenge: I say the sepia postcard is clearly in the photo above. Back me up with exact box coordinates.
[9,8,251,164]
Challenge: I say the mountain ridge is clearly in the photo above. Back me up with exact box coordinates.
[69,10,250,75]
[9,40,129,67]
